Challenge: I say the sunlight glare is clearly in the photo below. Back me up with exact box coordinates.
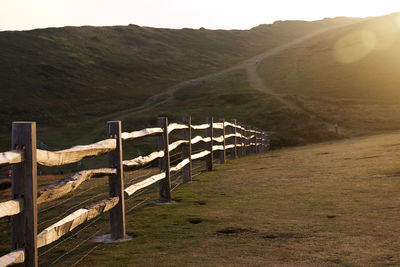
[364,17,397,50]
[333,30,376,64]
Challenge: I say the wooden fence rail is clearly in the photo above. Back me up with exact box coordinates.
[0,116,269,267]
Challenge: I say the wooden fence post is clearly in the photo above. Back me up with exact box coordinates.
[260,130,264,153]
[219,119,226,164]
[240,123,246,157]
[107,121,126,240]
[158,117,171,202]
[256,128,261,153]
[182,116,192,183]
[205,117,213,171]
[11,122,38,267]
[262,132,267,152]
[244,126,249,156]
[231,119,237,160]
[239,123,244,157]
[260,131,264,152]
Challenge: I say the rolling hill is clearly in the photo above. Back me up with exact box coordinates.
[257,12,400,136]
[2,14,397,151]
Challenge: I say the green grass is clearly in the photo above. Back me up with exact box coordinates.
[2,131,396,266]
[0,17,356,152]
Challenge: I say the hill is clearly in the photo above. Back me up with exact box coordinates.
[0,17,359,150]
[257,12,400,136]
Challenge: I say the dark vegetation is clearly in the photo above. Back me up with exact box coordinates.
[0,17,358,151]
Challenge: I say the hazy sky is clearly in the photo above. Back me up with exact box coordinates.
[1,0,400,31]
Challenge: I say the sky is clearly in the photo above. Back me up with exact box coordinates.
[1,0,400,31]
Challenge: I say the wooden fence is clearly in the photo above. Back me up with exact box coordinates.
[0,116,269,266]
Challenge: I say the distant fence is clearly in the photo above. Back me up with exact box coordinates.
[0,116,269,266]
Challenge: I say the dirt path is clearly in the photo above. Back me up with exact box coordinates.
[90,21,357,132]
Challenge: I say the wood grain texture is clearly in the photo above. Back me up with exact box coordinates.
[11,121,38,267]
[121,127,163,141]
[0,150,24,167]
[169,140,189,153]
[0,199,23,219]
[124,172,166,197]
[123,150,164,168]
[167,123,188,134]
[182,116,192,183]
[37,197,119,248]
[37,168,116,205]
[158,117,171,203]
[191,124,209,130]
[190,136,211,144]
[37,139,116,166]
[218,119,226,164]
[170,158,190,172]
[212,122,224,129]
[225,144,235,149]
[212,145,225,151]
[230,119,238,160]
[212,135,225,143]
[107,121,126,240]
[0,249,25,267]
[205,117,213,171]
[192,150,211,160]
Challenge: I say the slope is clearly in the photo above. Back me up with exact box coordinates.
[0,17,358,150]
[257,12,400,135]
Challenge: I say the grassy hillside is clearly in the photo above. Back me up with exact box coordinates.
[258,12,400,136]
[0,18,357,150]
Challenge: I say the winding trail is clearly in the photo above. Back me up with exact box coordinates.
[91,21,358,133]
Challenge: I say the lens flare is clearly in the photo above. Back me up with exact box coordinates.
[396,13,400,29]
[364,17,397,50]
[333,30,376,64]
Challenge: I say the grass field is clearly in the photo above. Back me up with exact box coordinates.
[1,132,398,266]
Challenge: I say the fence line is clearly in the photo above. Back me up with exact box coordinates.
[0,116,269,266]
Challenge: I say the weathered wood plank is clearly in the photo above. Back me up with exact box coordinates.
[190,136,211,144]
[37,197,119,248]
[212,135,225,143]
[224,133,236,139]
[37,168,116,205]
[123,151,164,168]
[191,124,209,130]
[223,121,235,128]
[192,150,211,160]
[169,140,189,153]
[0,249,25,267]
[0,199,24,219]
[124,172,166,197]
[37,139,116,166]
[121,127,163,141]
[213,122,224,129]
[212,145,225,151]
[0,150,24,167]
[225,144,235,149]
[167,123,188,134]
[170,158,190,172]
